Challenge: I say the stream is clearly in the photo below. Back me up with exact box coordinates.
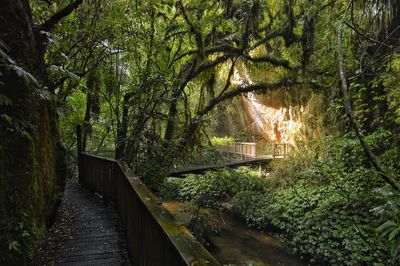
[162,201,306,266]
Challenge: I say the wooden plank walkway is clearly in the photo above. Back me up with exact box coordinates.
[170,156,275,177]
[33,180,130,266]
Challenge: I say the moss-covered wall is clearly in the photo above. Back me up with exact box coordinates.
[0,73,66,265]
[0,1,66,264]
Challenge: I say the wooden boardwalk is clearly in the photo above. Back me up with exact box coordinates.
[170,156,275,177]
[34,181,130,266]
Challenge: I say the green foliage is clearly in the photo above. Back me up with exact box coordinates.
[0,211,45,265]
[231,191,271,228]
[0,42,39,89]
[159,177,183,200]
[4,0,398,264]
[161,137,397,264]
[161,168,266,208]
[131,132,175,190]
[0,94,12,106]
[59,89,86,145]
[210,136,235,147]
[269,144,317,186]
[179,170,237,208]
[383,54,400,126]
[267,183,390,265]
[375,187,400,263]
[231,135,398,265]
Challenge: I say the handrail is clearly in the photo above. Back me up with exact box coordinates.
[76,128,220,265]
[217,142,290,159]
[272,143,289,158]
[233,142,257,159]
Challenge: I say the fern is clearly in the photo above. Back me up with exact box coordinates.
[377,220,398,236]
[0,40,39,88]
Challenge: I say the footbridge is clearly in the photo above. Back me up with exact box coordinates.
[170,142,289,177]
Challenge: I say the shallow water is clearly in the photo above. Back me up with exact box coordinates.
[162,201,306,266]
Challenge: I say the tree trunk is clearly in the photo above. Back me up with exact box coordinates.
[82,91,93,151]
[0,1,66,264]
[115,94,131,159]
[164,100,178,142]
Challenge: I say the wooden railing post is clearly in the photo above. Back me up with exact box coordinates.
[76,125,82,184]
[272,144,276,158]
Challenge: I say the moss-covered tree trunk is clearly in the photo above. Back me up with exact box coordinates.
[0,1,66,264]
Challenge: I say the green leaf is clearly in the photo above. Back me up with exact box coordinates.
[388,228,400,241]
[0,114,13,125]
[21,130,32,141]
[8,241,20,252]
[377,220,396,234]
[0,94,12,106]
[8,65,39,87]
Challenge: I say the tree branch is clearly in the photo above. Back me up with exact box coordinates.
[198,79,294,116]
[180,79,295,147]
[174,44,242,63]
[216,59,235,99]
[187,54,231,81]
[178,1,203,55]
[242,54,293,69]
[40,0,84,32]
[344,21,390,48]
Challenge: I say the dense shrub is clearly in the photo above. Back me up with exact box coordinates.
[160,168,267,208]
[230,172,393,265]
[231,191,271,228]
[375,187,400,264]
[250,135,395,265]
[210,136,235,147]
[159,177,183,200]
[178,168,265,208]
[132,131,177,190]
[230,134,397,265]
[267,183,391,265]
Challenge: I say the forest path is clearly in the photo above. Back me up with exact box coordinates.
[33,180,130,265]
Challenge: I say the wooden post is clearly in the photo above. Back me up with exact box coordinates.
[76,125,82,184]
[272,144,275,159]
[284,143,287,157]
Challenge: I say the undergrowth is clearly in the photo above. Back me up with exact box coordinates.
[160,132,400,265]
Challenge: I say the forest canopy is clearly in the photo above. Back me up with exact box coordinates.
[1,0,400,265]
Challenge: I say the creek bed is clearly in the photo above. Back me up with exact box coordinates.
[162,201,306,266]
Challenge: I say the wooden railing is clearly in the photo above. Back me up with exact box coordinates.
[77,129,220,266]
[218,142,289,159]
[232,142,257,159]
[272,143,289,158]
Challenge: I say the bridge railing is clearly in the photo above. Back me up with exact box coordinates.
[76,129,220,266]
[232,142,257,159]
[218,142,289,159]
[217,142,256,159]
[272,143,289,158]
